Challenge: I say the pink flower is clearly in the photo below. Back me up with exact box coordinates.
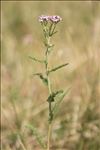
[39,15,49,22]
[49,15,62,23]
[39,15,62,23]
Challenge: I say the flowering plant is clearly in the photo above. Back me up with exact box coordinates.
[28,15,69,150]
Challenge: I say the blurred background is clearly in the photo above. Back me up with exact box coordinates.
[1,1,100,150]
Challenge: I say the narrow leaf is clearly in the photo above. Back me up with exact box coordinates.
[29,56,45,63]
[33,73,42,76]
[26,124,46,149]
[47,90,63,102]
[53,87,71,117]
[39,75,48,86]
[48,63,69,73]
[33,73,48,86]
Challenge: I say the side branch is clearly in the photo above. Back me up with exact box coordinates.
[48,63,69,74]
[29,56,45,63]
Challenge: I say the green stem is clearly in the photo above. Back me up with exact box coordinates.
[45,37,53,150]
[47,124,52,150]
[45,47,53,122]
[45,37,52,95]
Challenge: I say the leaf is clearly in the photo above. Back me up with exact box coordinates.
[39,75,48,86]
[47,90,63,102]
[26,124,46,149]
[48,63,69,74]
[53,90,64,96]
[47,94,55,102]
[52,87,71,118]
[29,56,45,63]
[33,73,48,86]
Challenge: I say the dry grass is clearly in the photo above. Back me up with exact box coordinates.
[1,1,100,150]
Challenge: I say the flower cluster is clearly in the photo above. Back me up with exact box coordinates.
[39,15,62,23]
[39,15,49,22]
[50,15,62,23]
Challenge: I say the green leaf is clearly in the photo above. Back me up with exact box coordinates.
[39,75,48,86]
[52,87,71,118]
[47,90,63,102]
[47,94,54,102]
[48,63,69,74]
[29,56,45,63]
[33,73,48,86]
[26,124,46,149]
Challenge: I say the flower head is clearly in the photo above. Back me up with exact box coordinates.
[39,15,49,22]
[49,15,62,23]
[39,15,62,23]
